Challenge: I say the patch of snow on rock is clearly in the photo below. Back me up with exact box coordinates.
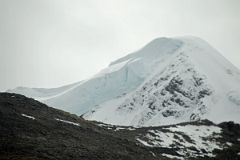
[162,153,184,160]
[137,125,224,158]
[21,113,35,120]
[136,138,152,147]
[226,142,233,147]
[55,118,80,126]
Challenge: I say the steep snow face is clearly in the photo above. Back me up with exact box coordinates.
[8,38,183,115]
[84,37,240,126]
[103,53,213,126]
[8,36,240,126]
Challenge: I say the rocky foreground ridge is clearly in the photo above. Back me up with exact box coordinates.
[0,93,240,160]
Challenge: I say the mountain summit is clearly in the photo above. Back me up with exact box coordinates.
[8,36,240,127]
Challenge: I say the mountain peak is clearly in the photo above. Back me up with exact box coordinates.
[110,37,183,66]
[8,36,240,127]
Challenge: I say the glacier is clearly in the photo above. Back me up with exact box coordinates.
[8,36,240,127]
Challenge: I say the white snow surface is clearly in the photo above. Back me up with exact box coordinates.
[85,36,240,126]
[21,113,35,120]
[161,153,184,160]
[9,36,240,127]
[137,124,224,158]
[55,118,80,126]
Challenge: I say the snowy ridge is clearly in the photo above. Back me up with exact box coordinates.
[7,81,82,100]
[8,37,183,115]
[84,36,240,126]
[8,36,240,126]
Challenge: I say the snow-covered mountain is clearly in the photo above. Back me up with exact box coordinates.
[8,38,182,114]
[8,36,240,127]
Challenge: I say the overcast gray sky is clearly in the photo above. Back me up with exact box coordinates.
[0,0,240,91]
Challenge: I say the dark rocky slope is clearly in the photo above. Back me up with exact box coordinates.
[0,93,161,160]
[0,93,239,160]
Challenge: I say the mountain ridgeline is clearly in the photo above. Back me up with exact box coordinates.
[8,36,240,127]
